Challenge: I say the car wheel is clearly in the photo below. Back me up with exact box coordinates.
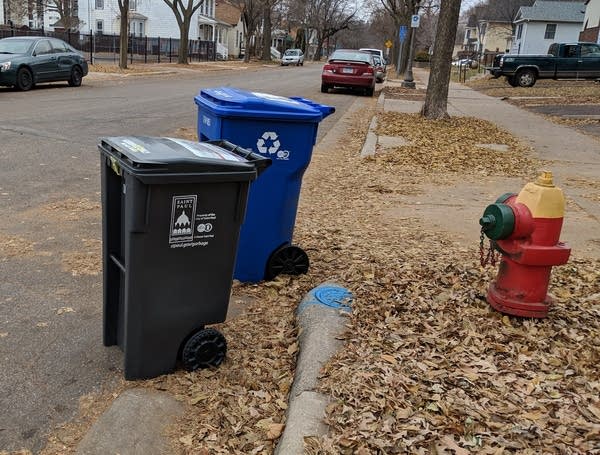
[68,66,83,87]
[300,61,304,66]
[365,86,374,97]
[507,75,519,87]
[15,67,34,91]
[320,83,329,93]
[515,69,536,88]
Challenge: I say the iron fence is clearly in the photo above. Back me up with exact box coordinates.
[0,27,216,64]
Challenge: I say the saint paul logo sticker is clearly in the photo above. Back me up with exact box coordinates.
[169,195,197,244]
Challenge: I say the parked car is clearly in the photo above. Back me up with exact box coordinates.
[360,48,387,65]
[281,49,304,66]
[372,55,386,83]
[321,49,376,96]
[488,42,600,87]
[0,36,88,91]
[452,58,474,67]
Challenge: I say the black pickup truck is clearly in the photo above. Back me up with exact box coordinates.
[488,42,600,87]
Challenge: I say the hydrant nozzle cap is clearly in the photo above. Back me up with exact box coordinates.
[535,171,555,188]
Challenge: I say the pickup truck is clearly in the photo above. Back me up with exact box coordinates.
[488,42,600,87]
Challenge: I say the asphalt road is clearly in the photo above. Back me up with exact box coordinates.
[0,63,359,452]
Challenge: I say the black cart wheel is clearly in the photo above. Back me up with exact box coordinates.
[265,245,309,280]
[181,328,227,371]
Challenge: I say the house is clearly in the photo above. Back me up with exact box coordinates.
[215,0,244,58]
[462,14,478,52]
[77,0,209,39]
[479,21,513,53]
[580,0,600,43]
[511,0,586,54]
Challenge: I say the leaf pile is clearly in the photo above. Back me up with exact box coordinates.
[373,112,538,177]
[293,104,600,453]
[0,233,35,260]
[383,86,427,101]
[466,77,600,105]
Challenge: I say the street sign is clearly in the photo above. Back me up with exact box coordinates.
[385,39,393,49]
[399,25,408,42]
[411,14,420,28]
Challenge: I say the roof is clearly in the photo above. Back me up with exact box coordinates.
[516,1,586,23]
[215,0,241,26]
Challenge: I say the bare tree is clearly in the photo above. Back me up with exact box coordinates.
[45,0,81,31]
[379,0,418,74]
[231,0,262,62]
[163,0,205,64]
[308,0,357,61]
[117,0,129,69]
[261,0,280,61]
[421,0,461,119]
[3,0,30,26]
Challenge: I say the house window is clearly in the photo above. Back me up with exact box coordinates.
[95,0,103,9]
[516,24,523,39]
[130,0,136,11]
[544,24,556,40]
[96,20,103,34]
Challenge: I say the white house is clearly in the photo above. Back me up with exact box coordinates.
[215,0,244,58]
[77,0,216,39]
[511,1,586,54]
[580,0,600,43]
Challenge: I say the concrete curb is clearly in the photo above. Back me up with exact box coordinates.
[359,89,386,157]
[275,283,352,455]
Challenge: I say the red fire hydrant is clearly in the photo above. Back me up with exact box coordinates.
[479,171,571,318]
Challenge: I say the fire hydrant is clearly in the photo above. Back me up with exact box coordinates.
[479,171,571,318]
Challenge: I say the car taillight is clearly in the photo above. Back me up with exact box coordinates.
[499,56,504,67]
[323,64,334,73]
[365,66,374,75]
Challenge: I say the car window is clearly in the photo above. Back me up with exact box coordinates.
[564,45,578,58]
[285,50,298,56]
[581,44,600,58]
[0,39,34,54]
[50,39,69,53]
[330,51,371,64]
[34,40,53,56]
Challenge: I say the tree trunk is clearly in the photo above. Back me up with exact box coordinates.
[422,0,462,119]
[261,6,271,61]
[313,37,323,62]
[178,19,190,64]
[244,34,252,62]
[119,0,128,70]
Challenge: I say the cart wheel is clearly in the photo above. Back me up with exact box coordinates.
[265,245,309,280]
[181,328,227,371]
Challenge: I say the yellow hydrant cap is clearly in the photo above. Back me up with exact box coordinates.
[535,171,555,187]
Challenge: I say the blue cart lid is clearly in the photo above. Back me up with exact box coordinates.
[194,87,335,121]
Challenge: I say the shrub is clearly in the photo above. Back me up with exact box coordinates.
[414,51,430,62]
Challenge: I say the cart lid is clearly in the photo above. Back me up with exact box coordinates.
[194,87,335,121]
[99,136,267,183]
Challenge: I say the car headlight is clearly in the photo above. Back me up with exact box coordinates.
[0,61,11,72]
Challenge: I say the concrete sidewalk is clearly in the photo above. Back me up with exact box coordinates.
[374,69,600,259]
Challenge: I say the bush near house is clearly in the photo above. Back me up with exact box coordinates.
[414,51,430,62]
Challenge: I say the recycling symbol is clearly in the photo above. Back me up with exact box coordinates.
[257,131,280,155]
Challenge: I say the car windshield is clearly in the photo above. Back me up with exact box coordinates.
[329,51,371,64]
[285,50,299,56]
[0,39,33,54]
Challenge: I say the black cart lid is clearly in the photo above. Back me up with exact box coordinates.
[99,136,263,182]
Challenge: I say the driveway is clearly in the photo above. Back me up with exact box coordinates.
[0,63,363,452]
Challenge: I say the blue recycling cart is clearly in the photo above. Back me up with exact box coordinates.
[194,87,335,282]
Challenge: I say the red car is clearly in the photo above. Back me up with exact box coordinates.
[321,49,376,96]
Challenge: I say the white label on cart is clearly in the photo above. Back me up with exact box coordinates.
[169,195,197,245]
[256,131,290,161]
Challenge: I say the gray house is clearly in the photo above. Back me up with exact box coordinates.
[512,1,586,54]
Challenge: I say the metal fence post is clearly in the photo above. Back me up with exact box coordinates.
[144,36,148,63]
[90,31,93,65]
[157,37,161,63]
[169,38,172,63]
